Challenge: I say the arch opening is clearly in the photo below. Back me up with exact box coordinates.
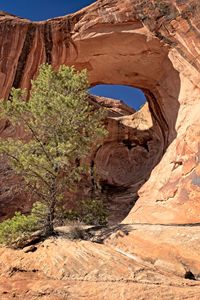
[89,84,147,111]
[88,85,167,225]
[73,27,181,224]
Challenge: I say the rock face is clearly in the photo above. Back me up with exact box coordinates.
[1,226,200,299]
[95,102,161,187]
[1,0,200,225]
[1,1,200,299]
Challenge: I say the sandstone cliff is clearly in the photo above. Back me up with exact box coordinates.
[0,0,200,224]
[0,1,200,298]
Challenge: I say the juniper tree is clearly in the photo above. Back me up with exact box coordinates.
[0,64,107,236]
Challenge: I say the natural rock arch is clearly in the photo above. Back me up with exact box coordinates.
[0,0,200,224]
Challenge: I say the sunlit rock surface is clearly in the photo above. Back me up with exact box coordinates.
[1,225,200,299]
[1,0,200,224]
[0,0,200,298]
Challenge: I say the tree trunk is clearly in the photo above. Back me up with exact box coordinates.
[45,206,54,236]
[45,181,56,236]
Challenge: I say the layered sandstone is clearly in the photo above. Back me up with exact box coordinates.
[1,225,200,299]
[2,0,200,224]
[0,0,200,299]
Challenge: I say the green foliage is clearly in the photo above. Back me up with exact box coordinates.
[79,198,107,225]
[62,209,80,221]
[63,198,108,226]
[0,64,107,235]
[31,201,49,227]
[0,202,45,246]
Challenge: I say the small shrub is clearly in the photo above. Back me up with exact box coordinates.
[63,210,80,222]
[62,198,108,226]
[79,198,108,226]
[0,212,38,246]
[0,202,46,246]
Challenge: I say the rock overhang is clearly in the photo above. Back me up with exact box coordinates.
[0,0,200,224]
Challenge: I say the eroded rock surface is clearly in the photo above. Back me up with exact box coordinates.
[1,225,200,299]
[0,1,200,298]
[1,0,200,224]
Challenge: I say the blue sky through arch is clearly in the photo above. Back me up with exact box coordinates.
[1,0,146,110]
[90,85,146,110]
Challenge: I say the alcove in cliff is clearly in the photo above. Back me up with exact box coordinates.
[88,85,156,224]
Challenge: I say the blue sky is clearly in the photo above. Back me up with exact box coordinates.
[89,85,146,110]
[1,0,95,21]
[1,0,146,110]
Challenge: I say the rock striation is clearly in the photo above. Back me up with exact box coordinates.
[1,0,200,224]
[0,1,200,299]
[1,225,200,299]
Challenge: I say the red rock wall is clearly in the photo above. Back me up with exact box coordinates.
[0,0,200,224]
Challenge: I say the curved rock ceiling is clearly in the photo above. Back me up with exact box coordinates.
[0,0,200,224]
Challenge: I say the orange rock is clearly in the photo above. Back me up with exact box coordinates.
[0,227,200,299]
[0,1,200,298]
[1,1,200,225]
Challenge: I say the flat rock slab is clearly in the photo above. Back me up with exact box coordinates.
[1,224,200,299]
[106,224,200,278]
